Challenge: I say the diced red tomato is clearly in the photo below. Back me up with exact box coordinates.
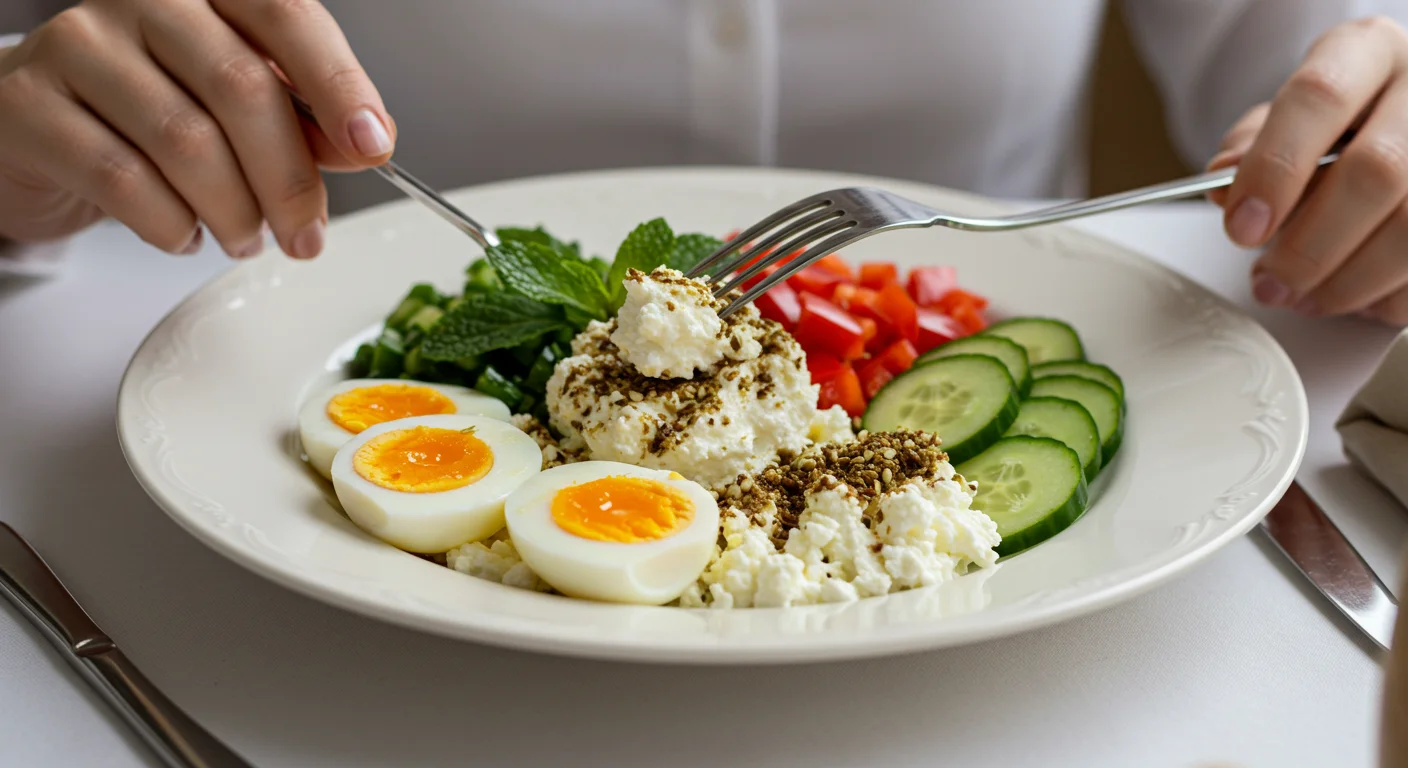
[950,302,988,335]
[916,308,964,352]
[806,352,846,384]
[787,266,848,299]
[812,254,857,282]
[908,266,959,307]
[754,281,802,329]
[857,356,895,400]
[818,364,865,417]
[873,338,919,375]
[875,283,919,344]
[935,287,990,314]
[724,228,742,241]
[859,262,899,290]
[740,264,779,289]
[856,316,878,344]
[795,293,866,360]
[832,284,880,312]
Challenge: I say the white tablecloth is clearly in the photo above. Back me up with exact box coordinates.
[0,200,1403,768]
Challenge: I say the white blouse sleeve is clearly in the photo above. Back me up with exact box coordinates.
[1121,0,1408,167]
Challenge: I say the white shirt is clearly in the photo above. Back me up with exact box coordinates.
[2,0,1405,223]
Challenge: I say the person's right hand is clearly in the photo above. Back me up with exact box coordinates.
[0,0,395,259]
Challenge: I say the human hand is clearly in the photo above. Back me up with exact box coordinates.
[0,0,395,259]
[1209,16,1408,326]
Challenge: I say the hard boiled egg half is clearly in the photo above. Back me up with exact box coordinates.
[300,378,510,479]
[330,413,541,553]
[504,461,719,605]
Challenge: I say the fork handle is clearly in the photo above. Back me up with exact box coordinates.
[967,139,1349,231]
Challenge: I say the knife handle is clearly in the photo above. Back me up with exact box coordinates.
[0,523,251,767]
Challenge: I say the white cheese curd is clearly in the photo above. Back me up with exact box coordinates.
[445,533,552,592]
[809,405,857,445]
[784,487,893,598]
[875,477,1001,588]
[610,267,760,378]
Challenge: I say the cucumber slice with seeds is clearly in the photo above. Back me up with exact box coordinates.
[1028,375,1123,466]
[916,335,1031,395]
[1032,360,1124,401]
[862,354,1020,464]
[982,317,1084,364]
[1004,396,1102,481]
[958,436,1089,556]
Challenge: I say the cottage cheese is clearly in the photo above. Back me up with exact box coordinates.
[610,267,760,378]
[445,533,551,592]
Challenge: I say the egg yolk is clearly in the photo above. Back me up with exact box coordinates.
[551,476,694,543]
[327,384,456,434]
[353,426,493,493]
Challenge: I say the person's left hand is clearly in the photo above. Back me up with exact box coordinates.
[1210,15,1408,327]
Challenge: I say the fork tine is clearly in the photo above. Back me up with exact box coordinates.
[685,191,837,278]
[718,225,866,318]
[707,207,844,289]
[712,216,853,298]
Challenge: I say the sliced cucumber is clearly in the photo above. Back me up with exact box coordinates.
[1028,375,1123,466]
[1004,397,1102,482]
[917,335,1031,395]
[1032,360,1124,401]
[862,354,1020,464]
[958,436,1089,556]
[982,317,1084,364]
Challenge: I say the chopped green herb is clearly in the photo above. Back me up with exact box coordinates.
[485,240,611,320]
[420,294,570,362]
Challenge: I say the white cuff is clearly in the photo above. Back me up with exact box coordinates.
[0,33,24,50]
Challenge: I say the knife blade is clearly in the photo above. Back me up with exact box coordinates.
[1259,480,1398,650]
[0,522,252,767]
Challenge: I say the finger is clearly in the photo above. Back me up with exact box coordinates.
[1367,286,1408,326]
[1251,80,1408,307]
[1298,200,1408,315]
[209,0,394,165]
[0,69,200,253]
[1206,104,1270,208]
[141,2,326,258]
[1223,19,1406,248]
[59,33,263,257]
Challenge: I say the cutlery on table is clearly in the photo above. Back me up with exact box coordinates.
[1259,481,1397,651]
[694,138,1352,317]
[0,522,253,768]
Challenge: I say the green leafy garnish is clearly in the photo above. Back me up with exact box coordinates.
[486,240,612,320]
[420,293,570,361]
[606,218,675,308]
[495,226,582,260]
[668,233,725,274]
[459,426,478,435]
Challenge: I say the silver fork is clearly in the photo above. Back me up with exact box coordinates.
[693,146,1347,318]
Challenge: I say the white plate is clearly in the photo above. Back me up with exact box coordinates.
[117,167,1307,664]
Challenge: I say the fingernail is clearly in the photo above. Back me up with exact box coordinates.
[1293,296,1321,316]
[348,108,392,157]
[229,236,264,260]
[290,220,324,259]
[1252,272,1293,306]
[179,228,204,255]
[1228,197,1272,246]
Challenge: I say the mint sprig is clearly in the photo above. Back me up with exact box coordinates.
[606,218,676,308]
[420,293,570,361]
[495,226,583,260]
[667,233,725,274]
[486,240,612,320]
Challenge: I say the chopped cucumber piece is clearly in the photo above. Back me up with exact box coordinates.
[385,297,425,332]
[862,354,1020,464]
[475,366,524,409]
[454,354,483,372]
[959,436,1088,556]
[465,260,502,293]
[525,345,563,391]
[407,305,444,335]
[407,283,441,305]
[918,335,1031,395]
[1004,397,1102,481]
[512,335,544,367]
[1031,360,1124,401]
[982,317,1084,364]
[369,328,406,378]
[403,345,428,376]
[1029,375,1123,466]
[349,343,375,377]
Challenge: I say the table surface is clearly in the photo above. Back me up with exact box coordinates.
[0,200,1403,768]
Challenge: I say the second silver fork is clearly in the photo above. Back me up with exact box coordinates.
[693,145,1347,317]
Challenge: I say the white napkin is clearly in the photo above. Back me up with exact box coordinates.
[1336,329,1408,509]
[0,238,68,278]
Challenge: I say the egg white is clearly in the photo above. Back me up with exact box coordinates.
[504,461,719,605]
[330,413,541,553]
[299,378,511,479]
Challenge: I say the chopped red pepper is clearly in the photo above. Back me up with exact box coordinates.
[806,352,846,384]
[795,293,866,360]
[857,356,896,400]
[819,364,866,417]
[875,283,919,345]
[916,308,965,352]
[812,254,857,282]
[856,316,878,345]
[873,338,919,375]
[754,280,802,329]
[859,262,899,290]
[787,266,848,299]
[740,264,779,289]
[935,287,990,314]
[908,266,959,307]
[832,284,880,312]
[950,302,988,335]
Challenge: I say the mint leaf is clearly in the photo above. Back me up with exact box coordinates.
[667,233,725,274]
[607,218,675,308]
[495,226,582,260]
[420,293,570,361]
[485,240,611,320]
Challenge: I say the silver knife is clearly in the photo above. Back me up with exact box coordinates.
[1259,480,1398,650]
[0,522,252,767]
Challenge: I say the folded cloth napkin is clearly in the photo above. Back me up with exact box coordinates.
[1336,328,1408,509]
